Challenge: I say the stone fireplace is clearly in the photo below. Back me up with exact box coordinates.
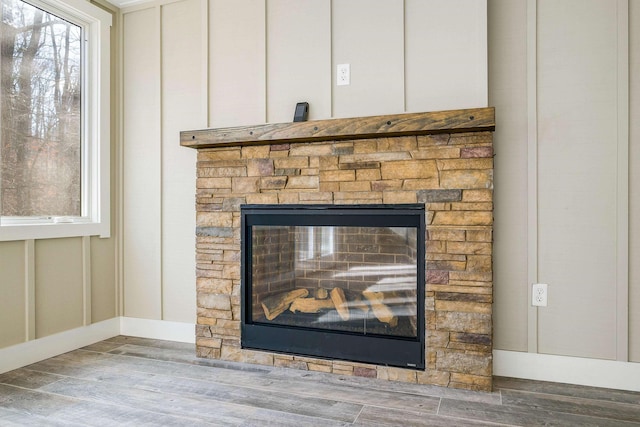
[181,107,495,391]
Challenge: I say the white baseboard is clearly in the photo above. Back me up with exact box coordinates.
[119,317,195,343]
[494,350,640,392]
[0,318,120,375]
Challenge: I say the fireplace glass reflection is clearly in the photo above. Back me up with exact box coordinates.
[251,225,418,338]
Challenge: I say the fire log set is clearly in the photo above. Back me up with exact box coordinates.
[260,287,416,330]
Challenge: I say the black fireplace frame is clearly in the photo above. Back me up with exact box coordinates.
[240,204,426,369]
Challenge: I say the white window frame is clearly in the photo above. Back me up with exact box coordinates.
[0,0,111,241]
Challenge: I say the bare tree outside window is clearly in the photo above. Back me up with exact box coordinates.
[1,0,82,217]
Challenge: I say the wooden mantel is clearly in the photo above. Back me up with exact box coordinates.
[181,107,495,149]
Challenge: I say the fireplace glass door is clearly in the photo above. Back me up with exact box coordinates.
[252,225,418,338]
[241,204,425,369]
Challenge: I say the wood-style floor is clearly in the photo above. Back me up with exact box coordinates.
[1,336,639,426]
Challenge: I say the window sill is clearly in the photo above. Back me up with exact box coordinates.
[0,221,110,242]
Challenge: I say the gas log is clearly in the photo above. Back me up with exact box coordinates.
[261,289,309,320]
[330,287,350,321]
[314,287,329,300]
[362,290,398,327]
[289,297,335,313]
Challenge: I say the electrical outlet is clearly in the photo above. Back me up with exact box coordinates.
[337,64,350,86]
[532,283,548,307]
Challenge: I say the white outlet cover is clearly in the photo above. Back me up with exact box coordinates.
[532,283,548,307]
[337,64,350,86]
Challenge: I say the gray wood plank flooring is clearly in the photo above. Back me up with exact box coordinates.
[0,336,638,426]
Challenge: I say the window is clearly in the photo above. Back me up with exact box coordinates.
[0,0,110,241]
[297,226,335,261]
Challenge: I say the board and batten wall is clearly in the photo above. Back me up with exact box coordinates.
[0,237,116,349]
[120,0,487,322]
[120,0,640,372]
[490,0,639,364]
[0,0,118,351]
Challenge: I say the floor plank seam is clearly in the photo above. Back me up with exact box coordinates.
[432,413,518,427]
[80,346,126,354]
[352,405,365,424]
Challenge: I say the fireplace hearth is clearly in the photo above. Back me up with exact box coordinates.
[241,204,425,368]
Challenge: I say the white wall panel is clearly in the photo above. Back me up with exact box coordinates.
[123,7,162,319]
[266,0,331,122]
[209,0,266,127]
[332,0,404,118]
[160,0,202,323]
[488,0,528,352]
[35,239,84,338]
[90,236,116,323]
[629,0,640,363]
[0,242,26,347]
[406,0,487,112]
[537,0,618,359]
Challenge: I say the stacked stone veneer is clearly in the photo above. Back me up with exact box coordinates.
[195,131,494,391]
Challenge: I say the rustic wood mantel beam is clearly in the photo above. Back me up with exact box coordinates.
[180,107,495,149]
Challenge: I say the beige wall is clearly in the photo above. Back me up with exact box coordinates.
[536,0,619,359]
[34,239,85,338]
[122,6,163,319]
[489,0,529,352]
[406,0,488,113]
[0,242,26,347]
[122,0,204,321]
[490,0,636,362]
[0,236,116,349]
[120,0,638,365]
[266,0,331,122]
[0,0,118,350]
[630,0,640,362]
[120,0,488,323]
